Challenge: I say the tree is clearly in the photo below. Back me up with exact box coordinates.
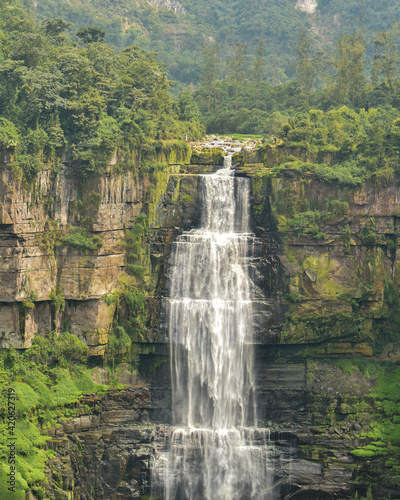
[228,42,246,112]
[41,18,72,39]
[177,88,200,122]
[252,37,266,100]
[333,33,366,104]
[372,23,400,92]
[201,41,219,113]
[76,26,106,45]
[293,30,325,107]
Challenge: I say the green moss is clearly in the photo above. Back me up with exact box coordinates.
[276,184,297,217]
[190,147,224,165]
[283,313,371,344]
[351,365,400,462]
[181,194,194,203]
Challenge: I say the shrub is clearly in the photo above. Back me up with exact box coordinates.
[50,286,65,314]
[287,210,323,237]
[328,199,349,218]
[0,117,19,149]
[61,227,102,251]
[17,155,41,182]
[22,292,38,310]
[359,227,378,246]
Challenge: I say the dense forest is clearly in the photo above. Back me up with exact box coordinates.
[2,0,400,185]
[32,0,400,89]
[0,0,204,181]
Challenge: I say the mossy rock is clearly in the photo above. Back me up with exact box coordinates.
[282,313,373,344]
[190,148,224,165]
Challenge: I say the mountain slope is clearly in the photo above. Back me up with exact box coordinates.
[32,0,400,88]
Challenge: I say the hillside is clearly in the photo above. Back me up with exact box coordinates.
[32,0,400,89]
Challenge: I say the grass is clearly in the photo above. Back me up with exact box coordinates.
[219,133,264,141]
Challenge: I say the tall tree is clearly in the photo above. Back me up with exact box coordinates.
[229,42,246,112]
[372,23,400,91]
[41,18,72,39]
[201,41,219,113]
[252,37,266,100]
[76,26,106,45]
[333,33,366,104]
[293,30,325,108]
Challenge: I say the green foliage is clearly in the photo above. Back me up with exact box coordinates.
[0,3,203,181]
[124,213,148,277]
[359,219,378,246]
[288,292,302,303]
[382,281,400,342]
[351,363,400,461]
[313,232,326,241]
[28,332,89,365]
[342,224,352,253]
[61,227,102,252]
[22,292,38,310]
[16,155,41,182]
[126,263,145,277]
[287,210,323,237]
[33,0,400,94]
[0,117,18,149]
[329,358,360,375]
[106,326,132,359]
[50,285,65,314]
[313,162,366,186]
[76,26,106,44]
[328,200,349,218]
[0,340,106,499]
[290,313,367,342]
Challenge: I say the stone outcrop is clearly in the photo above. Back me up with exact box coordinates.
[148,0,186,15]
[44,388,165,499]
[296,0,318,14]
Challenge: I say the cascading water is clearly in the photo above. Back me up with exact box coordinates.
[152,151,275,500]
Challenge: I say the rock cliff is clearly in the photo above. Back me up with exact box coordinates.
[0,143,204,355]
[1,142,399,499]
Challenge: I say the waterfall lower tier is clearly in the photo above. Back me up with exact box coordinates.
[153,428,275,500]
[152,158,275,499]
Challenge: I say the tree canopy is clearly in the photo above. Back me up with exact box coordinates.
[0,1,204,179]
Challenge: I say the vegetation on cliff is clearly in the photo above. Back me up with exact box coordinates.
[0,334,106,499]
[0,0,203,181]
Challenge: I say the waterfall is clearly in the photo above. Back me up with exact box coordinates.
[152,152,275,499]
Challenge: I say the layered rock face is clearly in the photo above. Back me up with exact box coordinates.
[44,387,167,500]
[0,146,211,354]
